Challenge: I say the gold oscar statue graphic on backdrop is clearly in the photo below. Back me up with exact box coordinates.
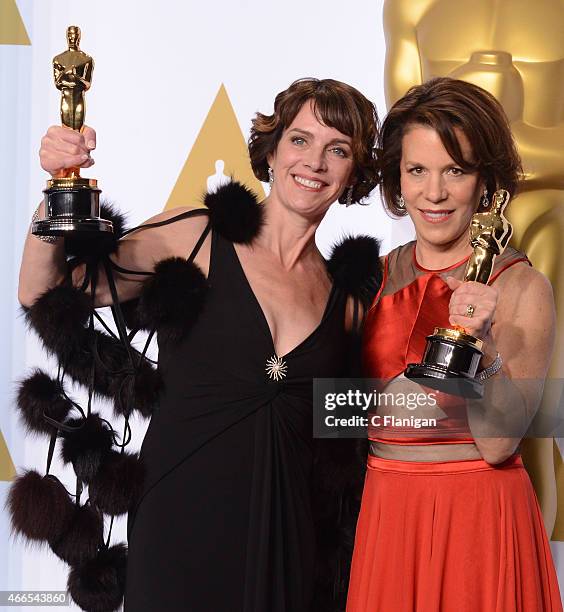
[166,84,264,211]
[0,0,30,45]
[383,0,564,538]
[0,0,28,481]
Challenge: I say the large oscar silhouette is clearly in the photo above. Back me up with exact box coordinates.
[383,0,564,537]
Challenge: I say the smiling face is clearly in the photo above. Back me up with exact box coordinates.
[266,100,355,220]
[400,124,484,252]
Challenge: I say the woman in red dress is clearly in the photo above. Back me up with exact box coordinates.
[347,77,562,611]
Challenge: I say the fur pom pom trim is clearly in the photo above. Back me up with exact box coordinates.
[106,358,162,419]
[326,236,383,306]
[60,414,114,483]
[99,201,128,240]
[118,297,142,331]
[58,330,120,397]
[89,451,145,516]
[7,471,74,543]
[16,370,73,436]
[50,328,159,418]
[204,181,263,245]
[64,201,129,259]
[68,543,127,612]
[25,285,91,359]
[50,503,104,566]
[136,257,208,344]
[130,365,162,418]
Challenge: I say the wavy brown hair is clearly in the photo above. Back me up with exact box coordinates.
[379,77,523,216]
[248,78,380,204]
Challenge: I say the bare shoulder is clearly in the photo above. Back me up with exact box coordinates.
[112,206,212,276]
[495,262,554,313]
[126,206,209,248]
[492,262,556,364]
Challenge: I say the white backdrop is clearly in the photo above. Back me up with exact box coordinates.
[0,0,561,609]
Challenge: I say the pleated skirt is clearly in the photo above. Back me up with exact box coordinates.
[347,454,562,612]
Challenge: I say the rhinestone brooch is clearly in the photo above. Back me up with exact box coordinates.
[265,355,287,381]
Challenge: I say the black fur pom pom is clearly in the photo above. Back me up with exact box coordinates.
[99,201,128,239]
[326,236,383,307]
[89,451,144,516]
[60,414,114,483]
[58,328,128,397]
[54,328,159,418]
[136,258,208,343]
[50,503,104,566]
[16,370,73,435]
[7,471,74,543]
[118,297,142,331]
[64,201,129,258]
[26,285,91,359]
[68,543,127,612]
[108,360,161,419]
[204,181,263,244]
[131,364,162,418]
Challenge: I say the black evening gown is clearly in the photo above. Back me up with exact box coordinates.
[124,231,350,611]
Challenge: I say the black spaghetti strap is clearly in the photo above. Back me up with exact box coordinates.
[120,208,209,238]
[187,221,211,263]
[107,260,153,276]
[45,431,57,475]
[106,210,211,277]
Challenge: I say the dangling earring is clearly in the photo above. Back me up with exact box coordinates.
[480,188,489,208]
[397,194,405,209]
[268,167,274,184]
[345,185,353,207]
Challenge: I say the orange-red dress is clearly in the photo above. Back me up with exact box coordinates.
[346,242,562,612]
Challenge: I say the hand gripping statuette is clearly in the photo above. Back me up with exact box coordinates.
[405,190,513,398]
[32,26,113,238]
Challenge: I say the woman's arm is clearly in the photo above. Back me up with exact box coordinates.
[19,126,210,308]
[19,125,95,306]
[448,264,556,464]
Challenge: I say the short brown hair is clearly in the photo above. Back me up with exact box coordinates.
[248,78,380,204]
[379,77,523,216]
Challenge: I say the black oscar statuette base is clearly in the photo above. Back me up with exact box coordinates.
[32,177,113,238]
[405,327,485,399]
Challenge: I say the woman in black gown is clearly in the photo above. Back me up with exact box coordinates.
[18,78,380,611]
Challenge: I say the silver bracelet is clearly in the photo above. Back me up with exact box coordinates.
[31,206,60,244]
[477,352,503,382]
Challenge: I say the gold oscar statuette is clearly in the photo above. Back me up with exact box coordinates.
[405,190,513,398]
[32,25,113,237]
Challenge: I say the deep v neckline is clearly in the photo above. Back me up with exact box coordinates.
[230,241,337,359]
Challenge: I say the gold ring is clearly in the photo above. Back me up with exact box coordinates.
[466,304,475,318]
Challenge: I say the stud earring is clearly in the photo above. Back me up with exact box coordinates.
[268,167,274,184]
[480,188,489,208]
[397,194,405,209]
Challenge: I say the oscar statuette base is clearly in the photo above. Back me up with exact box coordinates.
[32,177,113,237]
[405,327,485,399]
